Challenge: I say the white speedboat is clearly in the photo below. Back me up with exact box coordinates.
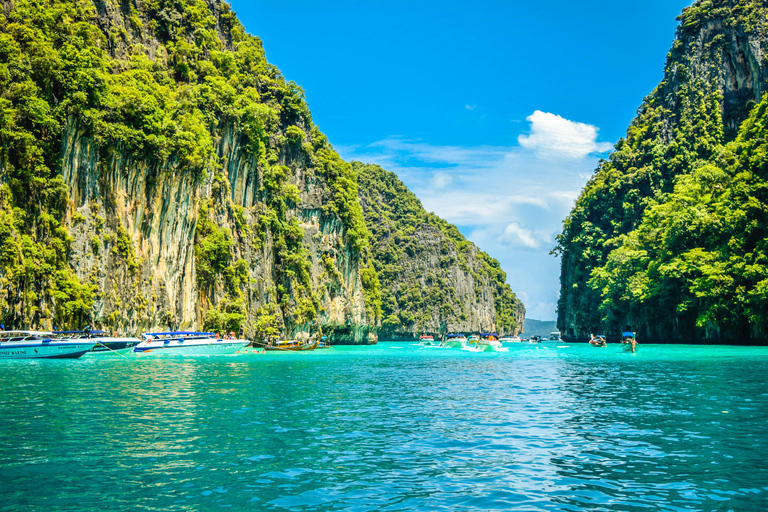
[476,338,507,352]
[53,330,141,355]
[440,334,467,348]
[419,334,437,346]
[133,332,250,355]
[0,331,95,359]
[499,336,521,343]
[468,334,506,352]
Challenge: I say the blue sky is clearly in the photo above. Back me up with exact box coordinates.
[231,0,693,321]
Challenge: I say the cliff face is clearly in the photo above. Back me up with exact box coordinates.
[557,0,768,343]
[0,0,527,343]
[0,0,376,342]
[355,163,525,339]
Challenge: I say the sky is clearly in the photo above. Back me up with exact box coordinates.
[230,0,694,321]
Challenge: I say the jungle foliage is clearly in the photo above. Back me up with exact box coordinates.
[0,0,377,332]
[355,162,522,335]
[556,0,768,342]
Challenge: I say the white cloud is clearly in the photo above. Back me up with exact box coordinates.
[338,111,613,321]
[430,171,453,189]
[368,138,507,167]
[508,195,550,209]
[498,222,540,249]
[545,190,581,209]
[423,195,507,225]
[518,110,613,159]
[525,302,558,322]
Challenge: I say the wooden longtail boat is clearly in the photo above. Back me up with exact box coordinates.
[263,340,318,352]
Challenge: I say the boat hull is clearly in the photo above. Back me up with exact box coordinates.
[86,337,142,355]
[474,340,504,352]
[0,341,95,359]
[133,339,250,355]
[264,341,318,352]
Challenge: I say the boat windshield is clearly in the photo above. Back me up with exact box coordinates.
[0,332,53,342]
[53,330,107,339]
[144,331,214,339]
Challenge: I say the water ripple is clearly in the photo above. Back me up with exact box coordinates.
[0,344,767,510]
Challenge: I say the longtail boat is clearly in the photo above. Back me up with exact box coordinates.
[264,340,318,352]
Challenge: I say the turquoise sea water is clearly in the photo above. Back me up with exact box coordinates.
[1,342,767,511]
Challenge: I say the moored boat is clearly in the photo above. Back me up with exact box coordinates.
[620,332,638,353]
[53,330,141,355]
[263,340,318,351]
[589,334,607,347]
[469,333,506,352]
[419,334,436,346]
[440,334,467,348]
[477,338,505,352]
[0,331,95,359]
[89,336,142,354]
[499,335,521,342]
[133,332,249,355]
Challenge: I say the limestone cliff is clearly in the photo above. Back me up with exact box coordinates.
[0,0,527,344]
[557,0,768,343]
[0,0,376,343]
[355,163,524,339]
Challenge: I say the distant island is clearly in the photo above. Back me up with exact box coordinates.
[522,319,558,338]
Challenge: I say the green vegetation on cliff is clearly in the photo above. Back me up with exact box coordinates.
[355,162,523,336]
[557,0,768,342]
[0,0,378,333]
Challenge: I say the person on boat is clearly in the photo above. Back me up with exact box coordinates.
[621,332,637,353]
[589,334,607,347]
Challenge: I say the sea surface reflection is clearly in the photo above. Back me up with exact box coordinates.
[0,343,766,511]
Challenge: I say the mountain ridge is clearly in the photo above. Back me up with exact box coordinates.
[355,162,524,339]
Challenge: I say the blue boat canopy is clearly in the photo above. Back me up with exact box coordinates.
[446,334,464,338]
[55,330,106,334]
[622,332,635,337]
[145,331,214,336]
